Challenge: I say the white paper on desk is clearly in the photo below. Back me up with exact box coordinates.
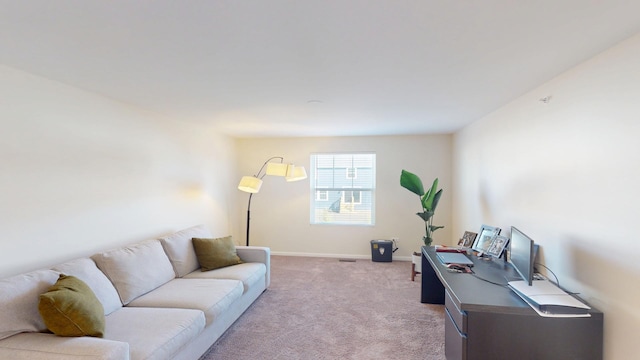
[516,292,591,318]
[516,292,591,317]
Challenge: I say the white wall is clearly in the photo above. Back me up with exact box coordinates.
[234,135,452,259]
[0,65,236,278]
[452,33,640,360]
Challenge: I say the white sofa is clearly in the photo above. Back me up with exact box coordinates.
[0,225,270,360]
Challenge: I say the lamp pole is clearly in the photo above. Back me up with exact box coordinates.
[239,156,305,247]
[246,193,253,246]
[243,156,283,247]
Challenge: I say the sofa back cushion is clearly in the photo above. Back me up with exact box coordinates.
[158,224,212,277]
[0,269,60,340]
[52,258,122,315]
[92,240,175,305]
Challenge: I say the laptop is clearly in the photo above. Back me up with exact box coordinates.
[436,252,474,266]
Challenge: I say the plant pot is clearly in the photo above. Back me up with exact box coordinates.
[411,252,421,281]
[412,252,421,265]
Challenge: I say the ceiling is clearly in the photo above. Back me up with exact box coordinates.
[2,1,640,138]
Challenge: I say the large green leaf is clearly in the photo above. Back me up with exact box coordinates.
[400,170,424,196]
[422,178,439,211]
[429,225,445,232]
[416,211,434,222]
[421,188,432,208]
[431,189,443,212]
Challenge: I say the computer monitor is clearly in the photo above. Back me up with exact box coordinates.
[508,226,535,286]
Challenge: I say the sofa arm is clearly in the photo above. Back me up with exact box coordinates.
[0,332,129,360]
[235,246,271,288]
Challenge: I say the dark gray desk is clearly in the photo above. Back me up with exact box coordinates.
[421,246,603,360]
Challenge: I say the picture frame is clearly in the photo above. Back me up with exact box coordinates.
[486,235,509,258]
[472,224,501,253]
[458,231,477,248]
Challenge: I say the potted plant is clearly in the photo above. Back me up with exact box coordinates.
[400,170,444,247]
[400,170,444,279]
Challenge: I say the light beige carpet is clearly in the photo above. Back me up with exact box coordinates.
[200,255,445,360]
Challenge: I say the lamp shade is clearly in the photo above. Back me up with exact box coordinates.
[286,166,307,182]
[265,162,289,177]
[238,176,263,193]
[240,156,307,247]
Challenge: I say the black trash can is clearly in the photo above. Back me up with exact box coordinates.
[370,239,394,262]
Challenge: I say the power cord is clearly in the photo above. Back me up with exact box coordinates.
[532,263,581,295]
[534,262,560,287]
[471,273,509,287]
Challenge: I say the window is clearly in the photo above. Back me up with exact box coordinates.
[342,188,361,204]
[316,188,328,201]
[310,153,375,225]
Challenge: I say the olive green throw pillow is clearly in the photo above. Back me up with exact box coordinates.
[192,236,243,271]
[38,274,105,337]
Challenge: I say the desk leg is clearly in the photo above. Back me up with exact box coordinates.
[421,252,445,304]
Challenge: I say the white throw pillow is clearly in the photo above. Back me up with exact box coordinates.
[158,224,212,277]
[0,269,60,340]
[92,240,175,305]
[52,258,122,315]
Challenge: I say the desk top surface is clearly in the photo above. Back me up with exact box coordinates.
[422,246,602,316]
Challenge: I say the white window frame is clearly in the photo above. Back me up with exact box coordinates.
[316,188,329,201]
[309,152,375,226]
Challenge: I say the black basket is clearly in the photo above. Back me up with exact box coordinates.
[370,239,395,262]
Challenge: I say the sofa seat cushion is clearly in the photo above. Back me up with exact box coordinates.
[92,240,175,305]
[0,269,60,340]
[184,262,266,293]
[52,258,122,315]
[104,307,205,360]
[0,332,129,360]
[158,224,212,278]
[126,278,243,325]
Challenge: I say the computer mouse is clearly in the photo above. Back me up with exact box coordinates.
[447,264,467,271]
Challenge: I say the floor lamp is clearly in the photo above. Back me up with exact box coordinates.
[237,156,307,246]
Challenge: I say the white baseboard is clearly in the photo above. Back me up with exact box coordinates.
[270,251,412,262]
